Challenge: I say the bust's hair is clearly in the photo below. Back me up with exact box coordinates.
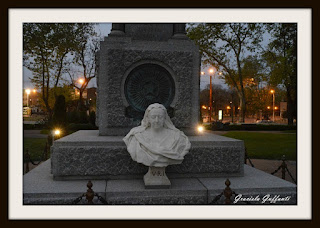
[141,103,178,131]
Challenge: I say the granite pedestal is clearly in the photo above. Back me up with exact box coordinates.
[51,130,245,180]
[23,159,297,205]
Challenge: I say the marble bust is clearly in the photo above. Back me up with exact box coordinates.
[123,103,191,167]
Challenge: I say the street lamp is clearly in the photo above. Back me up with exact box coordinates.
[208,68,215,122]
[230,101,234,123]
[26,89,31,107]
[200,69,215,122]
[270,89,275,122]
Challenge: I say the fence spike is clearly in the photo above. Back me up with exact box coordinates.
[223,179,233,204]
[86,180,94,204]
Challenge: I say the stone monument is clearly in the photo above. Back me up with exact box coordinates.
[51,23,245,180]
[96,23,200,136]
[24,23,296,205]
[123,103,191,188]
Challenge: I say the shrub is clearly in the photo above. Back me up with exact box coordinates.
[89,111,96,126]
[78,111,88,123]
[52,95,66,126]
[67,123,98,131]
[66,111,88,124]
[66,111,79,123]
[225,124,296,131]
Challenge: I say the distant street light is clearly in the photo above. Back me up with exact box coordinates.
[26,89,31,107]
[200,68,216,122]
[208,68,215,122]
[78,78,84,84]
[270,89,275,122]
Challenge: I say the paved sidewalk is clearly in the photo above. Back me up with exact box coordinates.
[24,130,47,138]
[247,159,297,184]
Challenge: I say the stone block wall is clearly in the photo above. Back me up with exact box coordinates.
[97,24,200,136]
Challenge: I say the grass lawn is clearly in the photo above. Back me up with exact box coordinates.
[23,138,49,161]
[222,131,297,161]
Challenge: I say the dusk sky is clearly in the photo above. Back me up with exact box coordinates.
[23,23,267,91]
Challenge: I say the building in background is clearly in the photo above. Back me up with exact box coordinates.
[23,89,43,114]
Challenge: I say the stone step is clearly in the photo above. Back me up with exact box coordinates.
[24,160,297,205]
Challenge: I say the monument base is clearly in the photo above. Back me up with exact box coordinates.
[143,167,171,189]
[51,130,245,180]
[24,160,297,205]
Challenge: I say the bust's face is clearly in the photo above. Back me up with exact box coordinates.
[148,108,165,129]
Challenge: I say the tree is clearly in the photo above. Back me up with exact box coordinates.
[67,24,100,111]
[187,23,264,122]
[263,23,297,125]
[23,23,78,118]
[200,84,237,121]
[23,23,98,117]
[241,55,267,117]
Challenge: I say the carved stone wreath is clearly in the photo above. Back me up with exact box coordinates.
[124,63,175,119]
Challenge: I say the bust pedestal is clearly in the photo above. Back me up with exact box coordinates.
[143,167,171,189]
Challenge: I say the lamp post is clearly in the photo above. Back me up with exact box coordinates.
[230,101,234,123]
[26,89,31,107]
[270,89,275,122]
[209,68,215,122]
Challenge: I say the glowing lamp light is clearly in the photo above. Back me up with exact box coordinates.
[79,78,84,84]
[270,89,275,94]
[200,71,205,75]
[274,106,279,110]
[202,105,207,109]
[197,126,204,133]
[26,89,31,95]
[33,89,36,93]
[267,106,271,109]
[54,129,61,136]
[209,68,215,74]
[227,106,231,110]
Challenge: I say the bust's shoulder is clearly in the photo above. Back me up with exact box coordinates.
[128,126,146,135]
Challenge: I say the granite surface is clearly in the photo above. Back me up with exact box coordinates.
[23,160,297,205]
[51,130,244,180]
[97,24,200,136]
